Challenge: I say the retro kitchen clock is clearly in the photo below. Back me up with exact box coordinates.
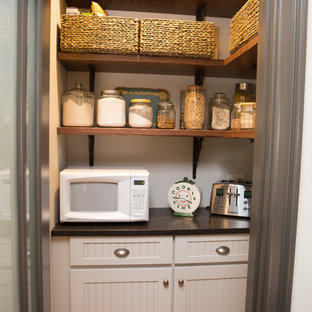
[167,177,201,217]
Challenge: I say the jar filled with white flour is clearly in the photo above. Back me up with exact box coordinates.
[128,99,153,128]
[210,92,230,130]
[97,90,126,127]
[62,82,95,126]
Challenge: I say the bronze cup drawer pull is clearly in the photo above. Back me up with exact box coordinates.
[215,246,230,256]
[114,248,130,258]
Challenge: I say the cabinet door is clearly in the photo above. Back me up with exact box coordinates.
[174,264,247,312]
[71,267,172,312]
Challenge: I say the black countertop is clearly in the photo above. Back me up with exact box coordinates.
[51,208,250,236]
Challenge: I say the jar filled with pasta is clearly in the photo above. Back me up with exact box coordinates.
[157,102,176,129]
[184,86,206,130]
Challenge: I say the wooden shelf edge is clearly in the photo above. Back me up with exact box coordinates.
[224,36,258,66]
[57,52,224,66]
[57,127,255,139]
[58,37,258,69]
[65,0,247,18]
[57,37,257,78]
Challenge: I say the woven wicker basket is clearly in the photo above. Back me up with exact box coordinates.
[229,0,259,54]
[60,15,139,55]
[140,18,215,58]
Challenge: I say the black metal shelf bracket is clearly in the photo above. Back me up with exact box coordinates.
[196,3,206,21]
[88,66,95,166]
[193,137,204,179]
[195,69,205,86]
[195,3,206,86]
[192,5,206,179]
[88,135,95,166]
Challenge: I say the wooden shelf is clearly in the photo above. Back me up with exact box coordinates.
[57,127,255,139]
[65,0,247,18]
[58,37,257,79]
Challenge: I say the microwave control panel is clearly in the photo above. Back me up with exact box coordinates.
[130,175,149,221]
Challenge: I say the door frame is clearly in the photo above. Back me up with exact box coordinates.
[32,0,309,311]
[246,0,308,311]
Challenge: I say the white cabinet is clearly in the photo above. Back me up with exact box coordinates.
[71,267,172,312]
[52,234,249,312]
[174,265,247,312]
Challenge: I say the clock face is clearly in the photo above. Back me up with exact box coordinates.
[168,182,201,213]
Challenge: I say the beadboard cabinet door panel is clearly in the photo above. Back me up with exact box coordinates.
[174,264,247,312]
[71,267,172,312]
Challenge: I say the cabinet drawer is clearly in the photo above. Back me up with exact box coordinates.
[70,236,173,266]
[175,234,249,264]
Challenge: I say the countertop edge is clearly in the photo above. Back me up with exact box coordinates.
[51,228,250,237]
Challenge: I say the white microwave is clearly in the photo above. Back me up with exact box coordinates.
[60,168,149,222]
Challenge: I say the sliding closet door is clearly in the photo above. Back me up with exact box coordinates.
[0,0,50,311]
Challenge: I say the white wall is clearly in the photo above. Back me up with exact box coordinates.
[291,2,312,310]
[65,11,255,208]
[49,0,67,228]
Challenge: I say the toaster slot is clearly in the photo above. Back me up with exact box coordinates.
[235,189,240,207]
[227,188,233,206]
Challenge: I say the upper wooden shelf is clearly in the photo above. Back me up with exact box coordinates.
[58,36,258,79]
[57,127,255,139]
[65,0,247,18]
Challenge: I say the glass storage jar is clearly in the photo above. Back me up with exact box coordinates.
[210,93,230,130]
[97,90,126,127]
[128,99,153,128]
[184,86,206,130]
[231,103,241,130]
[233,82,255,104]
[253,102,256,128]
[157,102,176,129]
[179,90,186,129]
[62,82,95,126]
[240,102,256,129]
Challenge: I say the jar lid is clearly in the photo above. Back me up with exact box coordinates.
[101,89,122,96]
[63,82,95,98]
[187,85,204,90]
[157,102,174,109]
[235,83,256,92]
[212,92,227,99]
[240,102,256,106]
[211,92,229,105]
[130,99,151,104]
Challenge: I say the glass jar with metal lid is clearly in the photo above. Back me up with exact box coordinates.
[128,99,153,128]
[233,82,255,104]
[97,90,126,127]
[210,92,230,130]
[157,102,176,129]
[184,86,206,130]
[62,82,95,126]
